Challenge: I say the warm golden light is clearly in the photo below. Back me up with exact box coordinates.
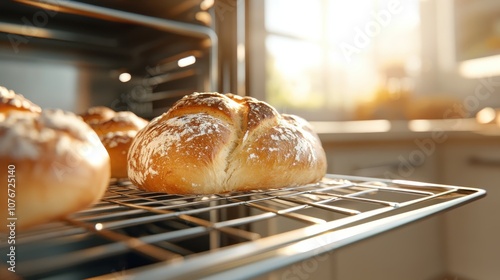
[195,11,211,25]
[178,55,196,68]
[237,43,245,62]
[264,0,420,116]
[459,54,500,78]
[310,120,391,134]
[118,72,131,83]
[200,0,214,10]
[476,107,497,124]
[408,119,433,132]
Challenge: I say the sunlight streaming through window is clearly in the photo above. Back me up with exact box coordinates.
[263,0,421,121]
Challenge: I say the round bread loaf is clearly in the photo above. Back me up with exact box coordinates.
[81,106,115,124]
[0,86,41,117]
[128,92,327,194]
[83,108,148,179]
[0,110,110,230]
[89,111,148,136]
[100,130,139,179]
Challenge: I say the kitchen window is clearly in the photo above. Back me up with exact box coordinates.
[249,0,421,121]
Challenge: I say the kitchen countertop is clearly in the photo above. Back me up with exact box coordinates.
[310,118,500,143]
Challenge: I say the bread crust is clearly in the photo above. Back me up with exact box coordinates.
[81,106,115,124]
[128,92,327,194]
[89,111,148,136]
[83,108,148,179]
[0,110,110,230]
[100,130,137,179]
[0,86,41,116]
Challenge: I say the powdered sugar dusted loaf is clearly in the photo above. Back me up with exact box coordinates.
[128,92,327,194]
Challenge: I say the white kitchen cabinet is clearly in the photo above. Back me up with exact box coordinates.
[259,217,444,280]
[321,141,445,280]
[256,132,498,280]
[332,216,445,280]
[256,141,444,280]
[440,140,500,280]
[323,141,440,183]
[325,137,500,280]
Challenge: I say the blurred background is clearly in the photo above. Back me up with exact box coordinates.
[0,0,499,279]
[247,1,500,280]
[249,0,500,122]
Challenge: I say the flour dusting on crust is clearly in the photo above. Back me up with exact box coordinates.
[0,110,100,160]
[100,130,137,148]
[0,86,41,113]
[128,92,326,193]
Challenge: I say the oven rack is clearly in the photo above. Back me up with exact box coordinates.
[1,174,486,280]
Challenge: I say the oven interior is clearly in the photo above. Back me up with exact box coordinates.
[0,1,488,279]
[0,0,244,118]
[2,175,486,279]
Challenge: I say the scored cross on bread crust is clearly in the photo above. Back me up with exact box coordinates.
[128,92,327,194]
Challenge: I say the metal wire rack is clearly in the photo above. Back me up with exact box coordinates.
[2,174,486,280]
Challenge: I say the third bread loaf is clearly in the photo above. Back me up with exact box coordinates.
[128,92,327,194]
[82,107,148,179]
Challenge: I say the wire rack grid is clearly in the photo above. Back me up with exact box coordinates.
[1,174,486,280]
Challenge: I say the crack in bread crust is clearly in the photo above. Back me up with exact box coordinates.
[128,92,327,194]
[223,94,282,191]
[221,96,246,192]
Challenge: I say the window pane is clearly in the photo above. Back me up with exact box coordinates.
[265,0,322,40]
[327,50,381,114]
[327,0,377,45]
[327,0,420,62]
[266,35,324,110]
[261,0,421,121]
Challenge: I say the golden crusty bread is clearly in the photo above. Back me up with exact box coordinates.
[100,130,139,179]
[128,92,327,194]
[0,86,41,117]
[87,111,148,136]
[80,106,115,124]
[82,108,148,179]
[0,110,110,230]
